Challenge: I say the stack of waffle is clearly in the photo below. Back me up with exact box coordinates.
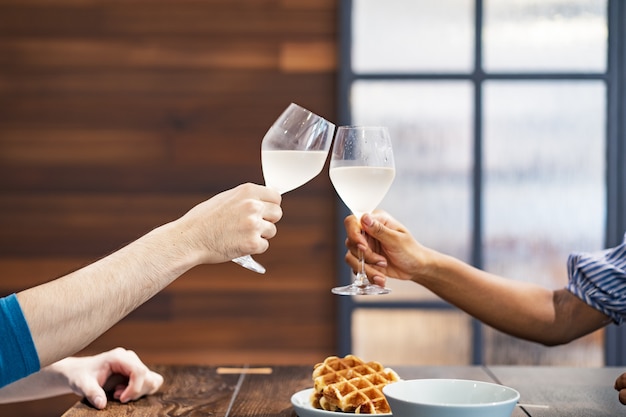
[310,355,400,414]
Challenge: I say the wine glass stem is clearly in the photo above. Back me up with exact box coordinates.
[355,231,369,287]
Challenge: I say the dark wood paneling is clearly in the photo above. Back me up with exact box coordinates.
[0,189,333,255]
[0,1,338,415]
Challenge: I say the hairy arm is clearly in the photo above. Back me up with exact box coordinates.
[17,222,193,368]
[17,183,282,369]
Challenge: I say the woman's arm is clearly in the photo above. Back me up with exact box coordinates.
[420,250,610,345]
[344,211,611,345]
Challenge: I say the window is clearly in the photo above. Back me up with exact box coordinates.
[336,0,626,365]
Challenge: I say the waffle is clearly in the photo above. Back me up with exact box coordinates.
[309,355,400,414]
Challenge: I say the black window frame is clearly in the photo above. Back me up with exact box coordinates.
[336,0,626,365]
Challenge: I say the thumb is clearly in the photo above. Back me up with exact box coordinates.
[78,379,108,410]
[361,214,395,243]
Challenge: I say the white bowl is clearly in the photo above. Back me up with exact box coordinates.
[383,379,520,417]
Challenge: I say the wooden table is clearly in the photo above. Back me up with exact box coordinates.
[61,364,626,417]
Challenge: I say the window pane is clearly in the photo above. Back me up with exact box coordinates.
[483,80,606,364]
[352,0,474,73]
[352,309,472,365]
[484,0,607,72]
[351,81,473,301]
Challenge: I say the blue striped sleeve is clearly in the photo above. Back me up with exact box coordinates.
[567,233,626,325]
[0,293,41,388]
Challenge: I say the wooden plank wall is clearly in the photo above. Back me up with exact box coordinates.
[0,1,338,415]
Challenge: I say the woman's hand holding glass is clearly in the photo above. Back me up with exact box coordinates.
[329,126,395,295]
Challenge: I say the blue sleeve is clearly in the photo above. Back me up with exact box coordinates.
[0,293,40,388]
[567,232,626,325]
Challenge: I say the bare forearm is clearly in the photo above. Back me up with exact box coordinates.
[347,212,610,345]
[17,220,198,368]
[0,365,70,403]
[417,251,567,344]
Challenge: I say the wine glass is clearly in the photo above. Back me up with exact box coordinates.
[232,103,335,273]
[329,126,395,295]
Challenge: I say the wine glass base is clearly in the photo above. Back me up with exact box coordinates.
[232,255,266,274]
[331,284,391,296]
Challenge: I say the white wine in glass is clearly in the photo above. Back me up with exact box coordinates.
[232,103,335,273]
[329,126,395,295]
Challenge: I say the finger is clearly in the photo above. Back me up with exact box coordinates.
[112,384,126,401]
[259,184,282,204]
[620,390,626,405]
[260,221,278,240]
[104,349,147,403]
[77,377,108,410]
[237,183,281,204]
[147,371,164,394]
[344,250,388,286]
[344,250,360,272]
[263,202,283,224]
[119,375,144,403]
[119,370,163,402]
[370,275,387,287]
[360,214,394,242]
[345,236,388,267]
[344,215,368,247]
[102,374,128,392]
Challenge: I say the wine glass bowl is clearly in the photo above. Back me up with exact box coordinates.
[232,103,335,274]
[261,103,335,194]
[329,126,395,295]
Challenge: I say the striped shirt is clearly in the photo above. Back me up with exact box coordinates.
[567,233,626,325]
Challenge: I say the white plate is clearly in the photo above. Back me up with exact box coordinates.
[291,388,392,417]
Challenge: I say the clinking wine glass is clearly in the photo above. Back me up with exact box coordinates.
[329,126,395,295]
[232,103,335,273]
